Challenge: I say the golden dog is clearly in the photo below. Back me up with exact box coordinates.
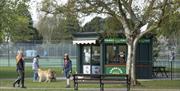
[38,69,56,82]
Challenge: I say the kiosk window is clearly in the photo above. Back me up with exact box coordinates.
[83,46,91,64]
[82,46,100,65]
[92,46,100,65]
[106,45,126,64]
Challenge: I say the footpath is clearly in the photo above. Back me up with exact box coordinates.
[0,87,180,91]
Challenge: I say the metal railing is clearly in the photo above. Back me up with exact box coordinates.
[0,41,77,67]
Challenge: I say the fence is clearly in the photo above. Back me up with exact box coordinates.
[153,60,180,79]
[0,40,180,79]
[0,40,77,67]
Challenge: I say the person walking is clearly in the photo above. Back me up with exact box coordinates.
[13,50,26,88]
[32,55,40,82]
[63,53,72,88]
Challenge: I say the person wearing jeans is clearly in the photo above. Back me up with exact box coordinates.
[32,55,40,82]
[13,51,26,88]
[63,53,72,88]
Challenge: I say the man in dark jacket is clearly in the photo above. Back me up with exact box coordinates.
[13,51,26,88]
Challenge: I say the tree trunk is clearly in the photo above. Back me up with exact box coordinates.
[126,37,139,85]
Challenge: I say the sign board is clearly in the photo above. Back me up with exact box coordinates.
[105,66,126,74]
[104,38,150,44]
[92,65,100,74]
[83,65,91,74]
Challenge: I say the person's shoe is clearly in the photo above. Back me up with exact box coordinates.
[13,83,15,87]
[66,85,70,88]
[33,80,38,82]
[21,86,26,88]
[17,84,20,87]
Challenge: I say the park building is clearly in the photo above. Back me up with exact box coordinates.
[72,32,153,79]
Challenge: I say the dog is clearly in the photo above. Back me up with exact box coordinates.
[38,68,56,82]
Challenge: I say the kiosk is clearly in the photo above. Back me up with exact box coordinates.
[73,32,153,79]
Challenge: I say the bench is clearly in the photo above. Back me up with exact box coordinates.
[73,74,130,91]
[153,66,169,78]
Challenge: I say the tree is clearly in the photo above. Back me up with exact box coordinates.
[104,16,123,32]
[38,0,179,85]
[157,11,180,51]
[0,0,17,42]
[83,17,104,32]
[37,15,65,43]
[83,16,123,33]
[152,4,180,58]
[37,0,80,43]
[0,0,34,42]
[66,0,179,85]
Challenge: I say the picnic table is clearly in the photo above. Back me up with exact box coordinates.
[152,66,169,78]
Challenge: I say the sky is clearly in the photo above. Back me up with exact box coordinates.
[29,0,70,26]
[29,0,42,26]
[29,0,102,27]
[29,0,149,27]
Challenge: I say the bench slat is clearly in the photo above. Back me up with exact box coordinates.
[73,74,130,91]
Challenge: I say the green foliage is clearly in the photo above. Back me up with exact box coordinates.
[82,16,124,38]
[37,15,74,43]
[152,36,161,62]
[0,0,34,42]
[83,16,123,32]
[83,17,104,32]
[38,0,80,43]
[153,0,180,38]
[104,17,123,32]
[158,12,180,38]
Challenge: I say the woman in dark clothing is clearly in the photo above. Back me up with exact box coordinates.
[63,53,72,88]
[13,51,26,88]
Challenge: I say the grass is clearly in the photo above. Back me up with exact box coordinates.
[135,80,180,89]
[0,66,77,78]
[167,68,180,73]
[0,79,180,91]
[1,66,180,91]
[0,79,126,91]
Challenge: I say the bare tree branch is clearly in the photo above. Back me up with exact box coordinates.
[139,24,157,39]
[128,0,133,6]
[157,0,168,27]
[121,0,144,33]
[117,0,131,34]
[121,0,137,22]
[142,0,156,24]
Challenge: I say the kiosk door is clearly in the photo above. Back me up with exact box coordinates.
[82,46,100,74]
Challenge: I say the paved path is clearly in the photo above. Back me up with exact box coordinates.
[1,87,180,91]
[1,77,180,91]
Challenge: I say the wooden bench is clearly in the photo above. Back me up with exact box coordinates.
[73,74,130,91]
[153,66,169,78]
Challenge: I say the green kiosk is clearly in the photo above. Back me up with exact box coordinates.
[73,32,153,79]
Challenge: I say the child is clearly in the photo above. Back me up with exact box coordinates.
[32,55,40,82]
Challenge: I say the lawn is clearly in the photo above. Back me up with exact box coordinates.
[0,79,126,91]
[0,66,76,78]
[1,66,180,91]
[135,80,180,89]
[0,79,180,91]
